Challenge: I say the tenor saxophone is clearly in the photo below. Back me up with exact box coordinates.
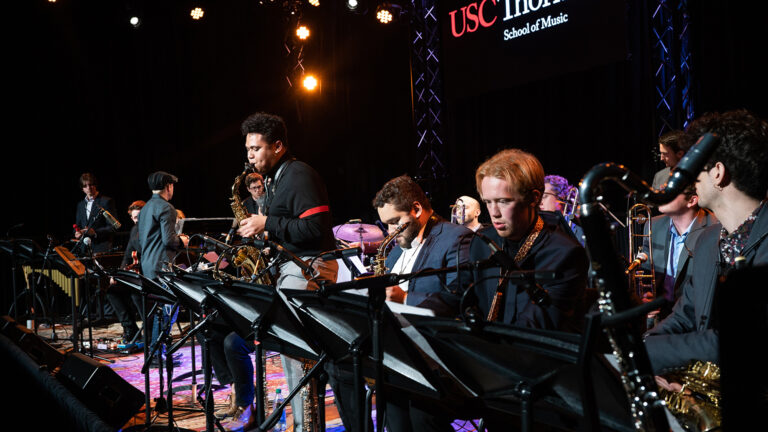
[213,163,274,285]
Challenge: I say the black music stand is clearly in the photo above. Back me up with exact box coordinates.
[113,270,190,432]
[404,315,635,432]
[0,239,40,322]
[158,271,227,432]
[285,289,444,432]
[202,279,327,432]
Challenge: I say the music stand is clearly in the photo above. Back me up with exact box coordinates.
[158,271,229,432]
[202,279,327,432]
[113,270,186,432]
[0,239,39,322]
[285,289,444,432]
[403,315,635,432]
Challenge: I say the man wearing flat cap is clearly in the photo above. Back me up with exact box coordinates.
[138,171,189,280]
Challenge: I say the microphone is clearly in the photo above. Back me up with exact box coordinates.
[473,231,516,270]
[101,208,122,230]
[374,220,388,237]
[225,219,239,245]
[316,247,362,261]
[625,252,648,274]
[83,237,92,252]
[199,234,230,251]
[249,238,314,276]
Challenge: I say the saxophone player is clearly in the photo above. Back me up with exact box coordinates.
[207,112,337,432]
[330,174,473,432]
[645,109,768,376]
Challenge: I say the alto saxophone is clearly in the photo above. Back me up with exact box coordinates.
[213,163,274,285]
[373,222,410,275]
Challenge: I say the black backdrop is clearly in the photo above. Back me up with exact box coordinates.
[4,0,766,311]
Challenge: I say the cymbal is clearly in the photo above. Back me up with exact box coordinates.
[332,223,385,243]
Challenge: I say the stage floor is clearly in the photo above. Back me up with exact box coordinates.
[39,320,481,432]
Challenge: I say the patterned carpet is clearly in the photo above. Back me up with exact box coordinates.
[43,320,346,431]
[38,319,481,432]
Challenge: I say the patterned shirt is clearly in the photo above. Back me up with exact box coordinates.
[719,201,766,266]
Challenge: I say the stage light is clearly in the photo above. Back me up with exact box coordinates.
[347,0,358,9]
[296,25,310,40]
[376,4,394,24]
[303,75,319,91]
[48,0,56,3]
[129,16,141,28]
[308,0,320,6]
[190,7,205,20]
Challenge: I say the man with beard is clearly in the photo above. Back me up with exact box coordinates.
[374,175,473,315]
[332,175,472,432]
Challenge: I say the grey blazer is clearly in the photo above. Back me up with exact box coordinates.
[642,209,717,302]
[645,203,768,372]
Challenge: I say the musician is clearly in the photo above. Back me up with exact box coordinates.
[540,174,585,245]
[640,185,716,319]
[652,130,689,190]
[375,175,473,314]
[137,171,189,280]
[106,200,145,342]
[469,149,588,332]
[243,172,266,215]
[645,109,768,374]
[227,112,337,432]
[74,172,118,253]
[452,195,485,232]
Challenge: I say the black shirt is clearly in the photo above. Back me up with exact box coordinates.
[263,156,336,257]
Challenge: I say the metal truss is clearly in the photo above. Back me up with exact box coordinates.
[409,0,447,196]
[651,0,694,138]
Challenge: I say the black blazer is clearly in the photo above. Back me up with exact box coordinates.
[469,216,589,333]
[75,194,117,253]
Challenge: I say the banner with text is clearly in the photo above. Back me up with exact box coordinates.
[439,0,627,98]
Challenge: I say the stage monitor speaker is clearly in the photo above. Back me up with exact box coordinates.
[57,352,145,429]
[0,315,64,371]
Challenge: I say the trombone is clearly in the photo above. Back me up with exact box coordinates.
[626,202,656,302]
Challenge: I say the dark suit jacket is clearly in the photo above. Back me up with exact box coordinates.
[645,203,768,372]
[137,194,184,280]
[75,194,117,253]
[120,224,141,269]
[641,209,717,306]
[385,218,472,317]
[469,218,589,333]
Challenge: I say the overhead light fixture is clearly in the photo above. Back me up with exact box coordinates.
[308,0,320,6]
[190,7,205,20]
[303,75,319,91]
[296,25,310,40]
[129,16,141,28]
[376,4,394,24]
